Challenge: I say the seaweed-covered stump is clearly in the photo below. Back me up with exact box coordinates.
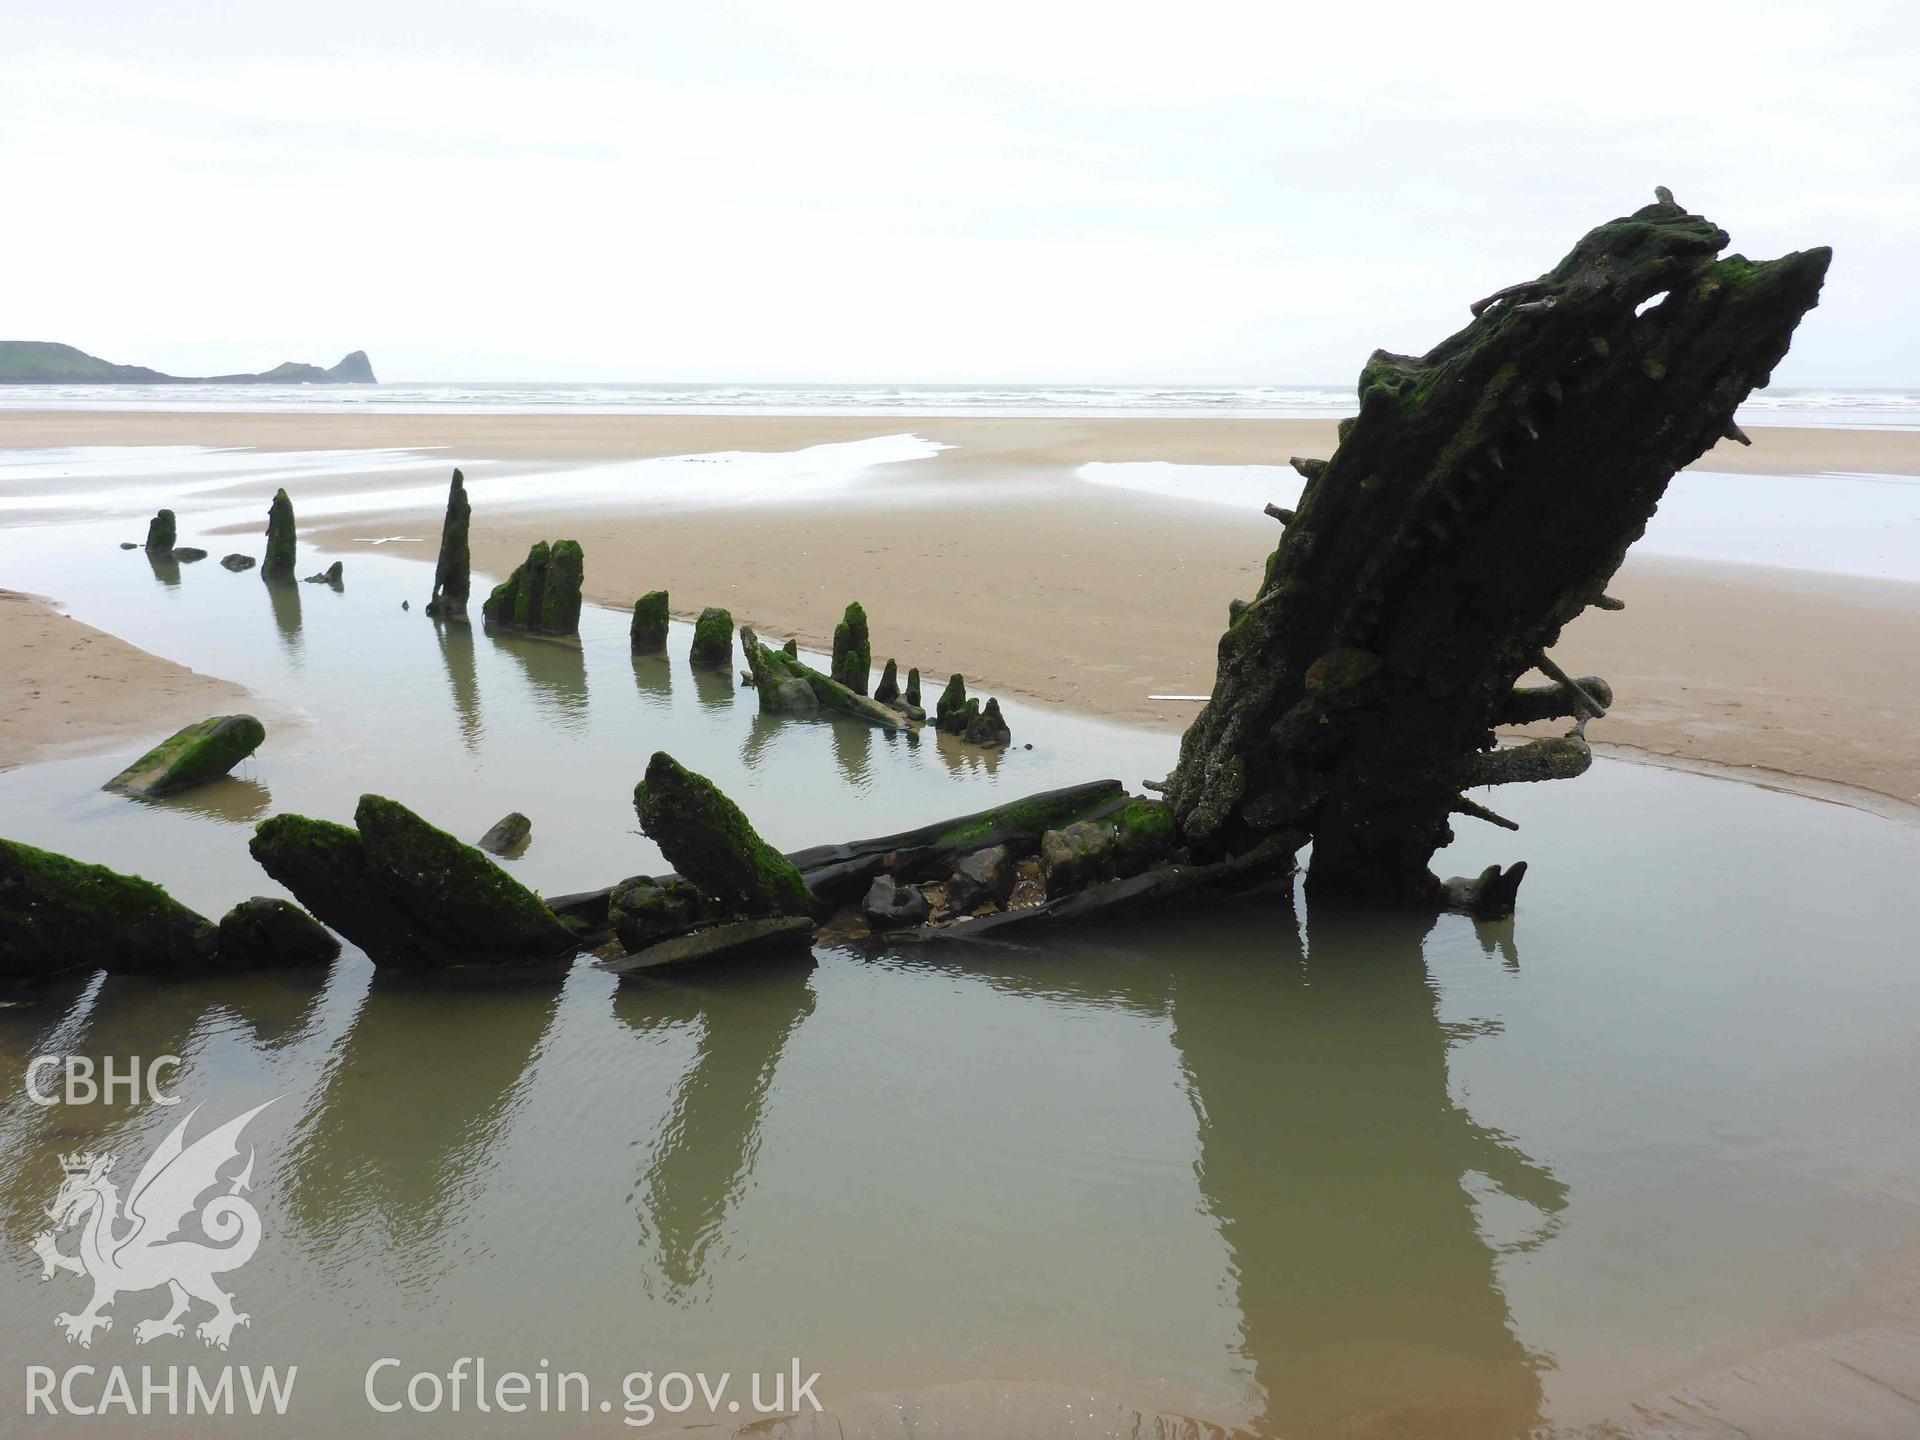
[0,838,218,976]
[740,627,908,728]
[831,602,871,694]
[103,714,265,797]
[481,539,585,637]
[262,488,296,578]
[250,795,577,967]
[1161,193,1829,910]
[425,468,471,618]
[144,509,176,553]
[689,606,736,670]
[216,897,339,967]
[935,674,967,733]
[633,752,811,917]
[630,589,669,653]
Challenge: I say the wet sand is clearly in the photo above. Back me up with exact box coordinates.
[3,410,1916,808]
[0,587,262,771]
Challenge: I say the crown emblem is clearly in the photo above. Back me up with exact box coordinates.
[59,1152,106,1176]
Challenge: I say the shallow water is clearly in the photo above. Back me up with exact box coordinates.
[2,500,1919,1436]
[1079,461,1920,583]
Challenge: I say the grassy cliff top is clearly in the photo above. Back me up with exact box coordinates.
[0,340,375,384]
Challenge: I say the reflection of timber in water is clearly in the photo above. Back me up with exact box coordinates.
[487,628,590,729]
[910,896,1562,1439]
[615,958,817,1298]
[133,774,273,825]
[830,717,873,789]
[689,661,737,713]
[931,728,1001,779]
[282,970,563,1260]
[1175,903,1563,1439]
[0,967,334,1244]
[433,620,483,753]
[143,550,181,587]
[265,575,303,662]
[630,651,673,712]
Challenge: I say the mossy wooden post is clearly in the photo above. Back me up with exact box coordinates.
[425,468,471,618]
[539,541,584,633]
[831,602,870,695]
[689,607,735,670]
[905,667,921,708]
[480,538,583,637]
[874,658,900,704]
[630,589,669,653]
[103,714,265,796]
[633,752,811,916]
[1160,193,1829,911]
[249,794,576,967]
[262,488,296,579]
[935,673,967,733]
[0,838,217,976]
[144,509,176,553]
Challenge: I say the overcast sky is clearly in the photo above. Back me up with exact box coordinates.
[4,0,1914,385]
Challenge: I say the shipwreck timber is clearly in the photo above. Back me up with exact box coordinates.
[1161,192,1828,909]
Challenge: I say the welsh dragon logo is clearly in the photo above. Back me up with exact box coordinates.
[32,1098,279,1349]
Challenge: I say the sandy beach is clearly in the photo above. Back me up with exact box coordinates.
[3,410,1916,809]
[0,587,260,771]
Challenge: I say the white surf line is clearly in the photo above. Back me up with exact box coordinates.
[1149,694,1212,701]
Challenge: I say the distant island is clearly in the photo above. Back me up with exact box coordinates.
[0,341,376,385]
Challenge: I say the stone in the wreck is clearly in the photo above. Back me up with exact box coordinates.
[946,845,1015,913]
[476,811,532,856]
[303,560,344,587]
[215,897,340,967]
[249,795,578,967]
[424,468,471,618]
[262,488,296,579]
[831,602,871,695]
[103,714,265,798]
[688,606,736,670]
[481,539,586,637]
[630,589,669,653]
[144,509,176,553]
[607,875,713,952]
[862,874,931,929]
[221,553,256,572]
[0,837,217,976]
[632,751,811,917]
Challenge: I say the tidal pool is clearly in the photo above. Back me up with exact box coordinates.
[1,514,1918,1437]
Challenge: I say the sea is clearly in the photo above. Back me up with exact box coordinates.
[0,381,1917,428]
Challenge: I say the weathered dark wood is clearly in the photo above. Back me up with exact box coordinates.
[1161,195,1829,910]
